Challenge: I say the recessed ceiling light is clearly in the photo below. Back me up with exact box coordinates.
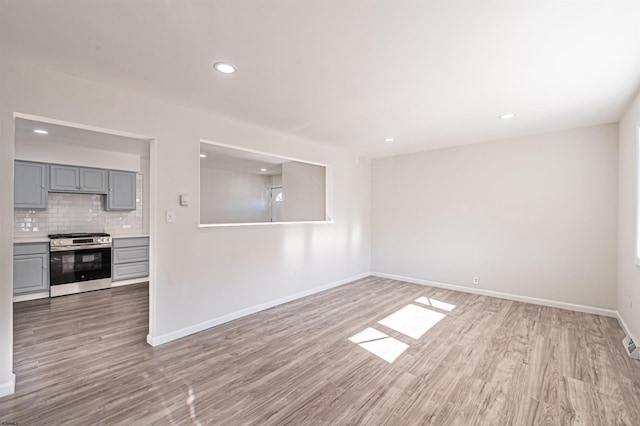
[33,129,48,134]
[260,168,267,172]
[199,154,207,158]
[384,137,394,143]
[499,113,516,119]
[213,62,236,74]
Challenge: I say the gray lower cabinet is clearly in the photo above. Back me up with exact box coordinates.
[14,161,48,209]
[113,237,149,281]
[50,165,108,193]
[107,170,137,210]
[13,243,49,295]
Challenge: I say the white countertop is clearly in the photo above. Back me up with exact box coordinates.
[15,233,149,244]
[111,233,149,239]
[14,236,50,244]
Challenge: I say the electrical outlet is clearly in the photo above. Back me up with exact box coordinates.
[472,276,479,285]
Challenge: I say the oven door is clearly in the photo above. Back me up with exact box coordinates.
[50,246,112,286]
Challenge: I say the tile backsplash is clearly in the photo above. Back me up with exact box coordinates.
[15,174,143,235]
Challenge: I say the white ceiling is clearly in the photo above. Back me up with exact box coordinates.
[14,118,151,159]
[2,1,640,158]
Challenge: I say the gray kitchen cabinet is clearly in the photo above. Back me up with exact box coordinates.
[50,164,80,191]
[80,168,108,193]
[13,243,49,294]
[50,165,108,193]
[112,237,149,281]
[17,160,136,209]
[14,161,48,209]
[107,170,136,210]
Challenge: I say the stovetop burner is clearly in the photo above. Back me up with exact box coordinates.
[48,232,111,239]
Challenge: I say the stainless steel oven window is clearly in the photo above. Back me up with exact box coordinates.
[62,254,75,273]
[50,247,112,286]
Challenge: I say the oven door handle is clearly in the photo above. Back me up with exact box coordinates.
[50,244,112,252]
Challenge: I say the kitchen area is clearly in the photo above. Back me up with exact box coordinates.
[12,117,151,302]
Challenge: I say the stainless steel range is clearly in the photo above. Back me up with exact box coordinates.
[49,233,112,297]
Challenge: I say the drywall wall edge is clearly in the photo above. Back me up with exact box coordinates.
[617,312,638,345]
[0,373,16,398]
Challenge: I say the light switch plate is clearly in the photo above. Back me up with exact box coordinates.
[165,210,176,223]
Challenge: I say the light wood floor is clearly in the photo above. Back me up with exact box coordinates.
[1,277,639,425]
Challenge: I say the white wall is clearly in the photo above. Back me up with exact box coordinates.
[141,158,150,236]
[618,91,640,342]
[200,167,271,223]
[281,161,327,221]
[0,57,371,395]
[372,124,618,309]
[15,139,142,172]
[271,174,282,187]
[0,77,14,397]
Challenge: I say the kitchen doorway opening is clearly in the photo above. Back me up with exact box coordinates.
[11,112,157,345]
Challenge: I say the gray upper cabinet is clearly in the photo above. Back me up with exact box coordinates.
[14,161,48,209]
[15,161,136,210]
[107,170,136,210]
[50,164,80,191]
[50,165,108,193]
[80,168,108,193]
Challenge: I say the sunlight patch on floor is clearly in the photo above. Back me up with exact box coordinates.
[348,295,453,363]
[414,296,456,312]
[378,304,446,339]
[349,327,409,363]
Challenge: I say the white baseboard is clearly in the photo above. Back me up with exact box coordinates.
[617,312,637,344]
[0,374,16,398]
[12,279,149,303]
[112,277,149,287]
[13,291,49,303]
[147,272,370,346]
[371,272,618,318]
